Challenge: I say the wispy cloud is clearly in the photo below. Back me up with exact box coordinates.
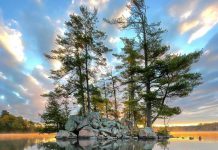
[169,0,218,44]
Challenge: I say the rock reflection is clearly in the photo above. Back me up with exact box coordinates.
[54,139,157,150]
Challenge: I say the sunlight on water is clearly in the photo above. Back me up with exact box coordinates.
[0,132,218,150]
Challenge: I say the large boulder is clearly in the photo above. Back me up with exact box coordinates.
[138,127,157,139]
[65,115,83,132]
[79,126,99,139]
[77,112,101,130]
[90,119,101,129]
[56,130,77,139]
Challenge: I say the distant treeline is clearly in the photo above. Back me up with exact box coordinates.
[164,123,218,131]
[0,110,43,133]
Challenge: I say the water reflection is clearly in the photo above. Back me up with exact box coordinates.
[54,139,157,150]
[0,139,40,150]
[1,136,218,150]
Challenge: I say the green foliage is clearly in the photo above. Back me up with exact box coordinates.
[106,0,202,126]
[157,128,170,136]
[0,110,42,133]
[41,87,70,131]
[45,5,110,116]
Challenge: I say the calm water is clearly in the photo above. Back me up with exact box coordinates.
[0,132,218,150]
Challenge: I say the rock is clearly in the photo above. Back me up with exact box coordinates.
[56,130,77,139]
[122,135,131,139]
[99,128,112,135]
[77,118,89,130]
[77,112,100,130]
[91,119,101,129]
[65,115,83,132]
[79,126,99,138]
[111,127,119,137]
[138,127,157,139]
[120,118,133,130]
[97,134,107,140]
[102,120,117,128]
[87,112,100,120]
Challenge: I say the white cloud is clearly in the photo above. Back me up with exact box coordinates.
[0,22,25,62]
[69,0,109,11]
[18,84,28,92]
[0,72,7,80]
[52,60,62,70]
[170,1,218,44]
[0,95,5,100]
[26,74,40,86]
[115,4,131,19]
[84,0,109,9]
[109,37,120,44]
[188,4,218,43]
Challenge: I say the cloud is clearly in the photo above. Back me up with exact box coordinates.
[0,72,7,80]
[156,32,218,125]
[188,4,218,43]
[169,0,218,44]
[80,0,109,10]
[0,21,25,62]
[109,37,120,44]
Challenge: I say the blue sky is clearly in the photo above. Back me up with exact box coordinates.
[0,0,218,125]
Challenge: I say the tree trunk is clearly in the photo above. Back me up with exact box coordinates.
[146,101,152,127]
[85,45,91,113]
[78,63,86,116]
[112,76,118,120]
[104,81,108,118]
[140,11,152,127]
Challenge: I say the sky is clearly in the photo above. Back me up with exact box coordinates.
[0,0,218,126]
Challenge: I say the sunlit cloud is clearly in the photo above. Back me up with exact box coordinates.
[0,21,25,62]
[26,74,40,86]
[51,60,62,71]
[188,4,218,43]
[170,1,218,44]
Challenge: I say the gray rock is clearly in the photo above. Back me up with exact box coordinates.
[99,128,112,135]
[111,127,119,137]
[79,126,99,138]
[102,120,117,128]
[87,112,100,120]
[138,127,157,139]
[56,130,77,139]
[91,119,101,129]
[77,112,100,130]
[65,115,83,132]
[77,118,89,130]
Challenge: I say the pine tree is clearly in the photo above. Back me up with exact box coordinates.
[45,6,110,115]
[106,0,202,127]
[78,6,111,113]
[41,87,69,130]
[113,38,141,125]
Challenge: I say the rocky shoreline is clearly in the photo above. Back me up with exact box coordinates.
[56,112,157,140]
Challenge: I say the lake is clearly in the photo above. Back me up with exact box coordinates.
[0,132,218,150]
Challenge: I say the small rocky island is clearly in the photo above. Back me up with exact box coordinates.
[56,112,157,140]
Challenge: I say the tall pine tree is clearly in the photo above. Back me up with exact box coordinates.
[106,0,202,127]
